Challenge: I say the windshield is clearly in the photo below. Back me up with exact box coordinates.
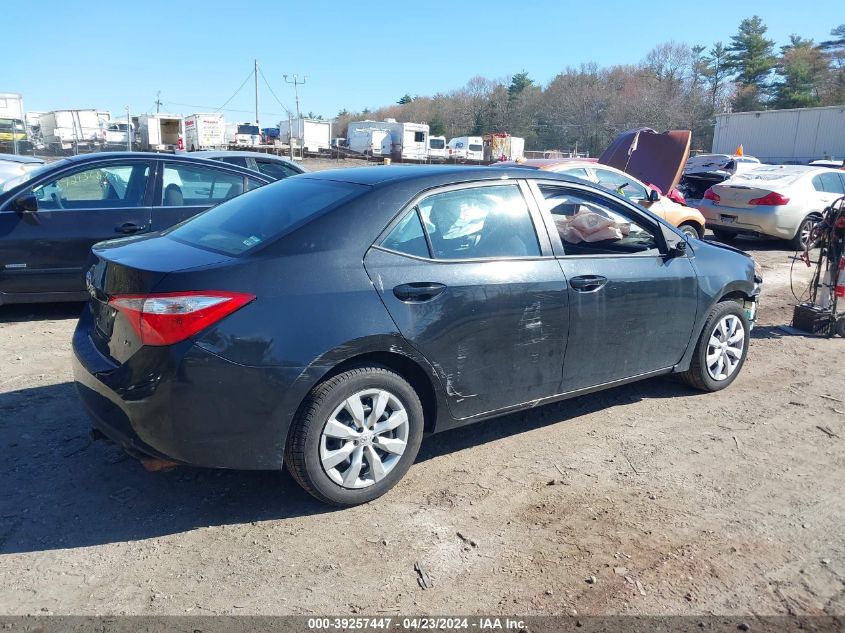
[429,139,445,149]
[0,118,25,132]
[166,177,367,256]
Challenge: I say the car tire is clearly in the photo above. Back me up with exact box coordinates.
[679,222,703,239]
[712,229,737,243]
[284,366,424,506]
[678,301,750,392]
[789,216,817,251]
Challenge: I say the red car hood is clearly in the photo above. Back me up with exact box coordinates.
[598,128,691,195]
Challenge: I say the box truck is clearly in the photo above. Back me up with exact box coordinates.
[40,110,102,152]
[347,124,392,156]
[0,93,28,152]
[278,117,331,154]
[484,133,525,162]
[184,113,225,151]
[138,114,183,152]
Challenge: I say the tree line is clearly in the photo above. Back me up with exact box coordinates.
[332,18,845,156]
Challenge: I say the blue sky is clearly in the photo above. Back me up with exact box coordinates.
[5,0,841,125]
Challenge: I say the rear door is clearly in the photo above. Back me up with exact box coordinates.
[364,181,570,420]
[152,160,264,231]
[529,180,698,391]
[0,159,153,295]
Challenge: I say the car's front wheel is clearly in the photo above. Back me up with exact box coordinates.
[678,301,750,392]
[285,366,424,506]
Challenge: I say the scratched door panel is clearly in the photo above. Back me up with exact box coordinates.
[364,247,569,420]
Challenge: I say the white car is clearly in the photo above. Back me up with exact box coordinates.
[0,154,46,191]
[694,165,845,249]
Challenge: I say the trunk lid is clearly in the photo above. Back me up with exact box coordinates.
[86,235,235,363]
[599,128,691,195]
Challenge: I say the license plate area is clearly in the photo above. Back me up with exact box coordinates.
[720,214,737,224]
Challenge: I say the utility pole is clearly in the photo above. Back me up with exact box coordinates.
[126,106,132,152]
[254,59,259,126]
[283,73,307,119]
[155,91,162,114]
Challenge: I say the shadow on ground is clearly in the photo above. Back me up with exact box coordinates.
[0,373,698,555]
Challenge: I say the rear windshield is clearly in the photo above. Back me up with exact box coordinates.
[429,139,445,149]
[166,177,367,255]
[238,125,260,135]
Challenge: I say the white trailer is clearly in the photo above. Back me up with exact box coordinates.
[381,119,428,162]
[184,113,225,151]
[138,114,183,152]
[712,106,845,164]
[347,124,391,156]
[39,109,102,151]
[278,117,331,154]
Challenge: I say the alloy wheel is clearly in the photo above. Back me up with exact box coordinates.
[319,388,409,489]
[706,315,745,381]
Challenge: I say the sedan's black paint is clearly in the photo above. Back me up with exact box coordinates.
[0,152,272,305]
[72,166,760,470]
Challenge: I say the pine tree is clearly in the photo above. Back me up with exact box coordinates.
[726,16,776,110]
[773,36,825,108]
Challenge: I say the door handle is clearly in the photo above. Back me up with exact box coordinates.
[116,222,145,234]
[393,282,446,302]
[569,275,608,292]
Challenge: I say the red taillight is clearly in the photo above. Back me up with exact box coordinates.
[108,291,255,346]
[836,258,845,299]
[749,192,790,206]
[703,187,720,202]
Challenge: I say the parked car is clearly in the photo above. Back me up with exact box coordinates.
[498,158,706,238]
[0,154,45,188]
[693,165,845,249]
[679,153,761,201]
[0,152,273,305]
[190,150,306,180]
[72,166,761,506]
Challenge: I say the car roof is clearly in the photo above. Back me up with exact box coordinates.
[42,151,270,172]
[192,150,294,161]
[497,158,598,170]
[299,164,582,187]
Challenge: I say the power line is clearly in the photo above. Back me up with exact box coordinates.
[257,65,292,116]
[215,69,256,113]
[163,101,291,118]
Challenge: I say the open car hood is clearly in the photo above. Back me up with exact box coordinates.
[598,128,691,195]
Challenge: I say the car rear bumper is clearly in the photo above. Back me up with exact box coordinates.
[695,201,799,239]
[72,310,304,470]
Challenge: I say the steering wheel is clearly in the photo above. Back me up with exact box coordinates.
[50,192,64,209]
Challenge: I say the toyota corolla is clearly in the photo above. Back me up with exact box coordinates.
[72,166,761,506]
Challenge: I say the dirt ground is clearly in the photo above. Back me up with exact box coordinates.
[0,159,843,616]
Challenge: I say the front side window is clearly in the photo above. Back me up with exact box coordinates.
[592,168,649,202]
[555,166,591,180]
[31,163,150,210]
[538,185,660,256]
[416,184,540,260]
[819,172,845,194]
[161,163,245,206]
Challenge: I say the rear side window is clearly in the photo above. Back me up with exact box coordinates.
[382,209,430,258]
[818,172,845,194]
[166,178,366,255]
[469,144,483,152]
[254,159,301,180]
[161,163,245,206]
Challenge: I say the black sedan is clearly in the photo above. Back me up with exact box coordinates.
[0,152,273,305]
[72,166,762,506]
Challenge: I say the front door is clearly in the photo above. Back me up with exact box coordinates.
[0,160,153,296]
[529,180,699,391]
[364,181,570,420]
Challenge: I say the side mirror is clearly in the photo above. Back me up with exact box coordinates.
[648,189,660,202]
[13,192,38,214]
[669,239,687,257]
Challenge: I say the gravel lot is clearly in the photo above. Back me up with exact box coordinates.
[1,159,843,616]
